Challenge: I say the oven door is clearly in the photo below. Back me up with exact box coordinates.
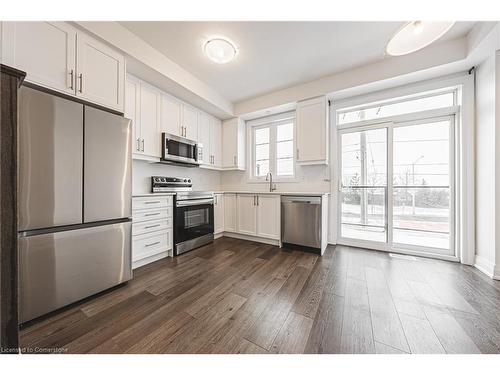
[162,133,199,165]
[174,199,214,255]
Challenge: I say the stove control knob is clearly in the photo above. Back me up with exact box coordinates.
[187,179,192,184]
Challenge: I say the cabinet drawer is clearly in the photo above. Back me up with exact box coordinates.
[132,208,172,223]
[132,231,172,262]
[132,217,172,236]
[132,196,172,211]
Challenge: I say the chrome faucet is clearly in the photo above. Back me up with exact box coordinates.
[266,172,277,192]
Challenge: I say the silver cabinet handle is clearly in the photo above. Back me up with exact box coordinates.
[145,212,160,217]
[141,138,145,152]
[136,138,140,151]
[69,69,74,90]
[144,224,161,229]
[233,155,237,166]
[144,201,161,204]
[296,148,300,160]
[78,73,83,93]
[257,196,259,206]
[145,241,160,247]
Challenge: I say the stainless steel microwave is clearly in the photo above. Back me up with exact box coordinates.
[161,132,200,166]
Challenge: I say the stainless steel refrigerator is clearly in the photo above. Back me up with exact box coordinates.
[17,87,132,323]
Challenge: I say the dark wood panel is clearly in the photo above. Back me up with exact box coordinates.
[18,237,500,354]
[0,64,25,353]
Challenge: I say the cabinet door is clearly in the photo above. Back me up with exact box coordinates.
[256,195,281,240]
[182,104,198,141]
[197,112,211,165]
[236,194,257,236]
[222,119,237,168]
[139,82,161,158]
[160,94,182,137]
[76,32,125,111]
[211,117,222,168]
[296,96,328,164]
[1,22,76,95]
[223,193,237,233]
[125,76,141,154]
[214,194,225,234]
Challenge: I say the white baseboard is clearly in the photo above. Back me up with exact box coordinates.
[474,255,500,280]
[221,232,280,246]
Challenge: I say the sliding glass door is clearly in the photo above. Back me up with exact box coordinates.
[339,116,455,258]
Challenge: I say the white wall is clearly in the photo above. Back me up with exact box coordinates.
[475,55,496,267]
[133,160,221,195]
[220,164,330,193]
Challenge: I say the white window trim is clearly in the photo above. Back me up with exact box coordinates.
[247,112,298,183]
[328,72,475,266]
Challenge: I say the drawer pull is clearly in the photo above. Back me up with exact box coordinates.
[144,201,161,204]
[145,212,161,216]
[144,224,161,229]
[145,241,161,247]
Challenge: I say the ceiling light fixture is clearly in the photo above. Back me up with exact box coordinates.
[203,38,237,64]
[386,21,455,56]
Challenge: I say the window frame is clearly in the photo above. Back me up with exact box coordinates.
[248,113,297,183]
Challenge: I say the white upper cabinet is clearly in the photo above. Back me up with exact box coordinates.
[296,96,329,165]
[139,82,161,158]
[198,113,222,169]
[182,104,198,141]
[160,95,198,142]
[160,94,182,137]
[222,118,246,170]
[197,112,211,165]
[210,117,222,168]
[1,22,76,95]
[1,21,125,112]
[124,75,141,154]
[76,32,125,111]
[256,195,280,240]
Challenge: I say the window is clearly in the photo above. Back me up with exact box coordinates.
[337,91,455,125]
[337,87,459,259]
[250,114,295,180]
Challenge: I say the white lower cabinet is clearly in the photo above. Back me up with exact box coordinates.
[132,195,173,269]
[256,195,281,240]
[236,194,257,236]
[223,193,237,232]
[214,193,225,234]
[221,193,280,242]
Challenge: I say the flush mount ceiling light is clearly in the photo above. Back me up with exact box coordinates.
[386,21,455,56]
[203,38,237,64]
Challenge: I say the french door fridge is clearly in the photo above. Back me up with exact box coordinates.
[17,86,132,323]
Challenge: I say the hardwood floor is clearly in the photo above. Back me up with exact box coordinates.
[19,237,500,354]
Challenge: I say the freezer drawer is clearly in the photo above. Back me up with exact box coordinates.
[18,87,84,231]
[281,196,322,249]
[18,221,132,323]
[84,106,132,223]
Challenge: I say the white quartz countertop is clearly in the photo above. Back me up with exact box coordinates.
[133,191,329,197]
[215,191,330,196]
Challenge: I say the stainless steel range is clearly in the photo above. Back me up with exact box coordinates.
[152,176,214,256]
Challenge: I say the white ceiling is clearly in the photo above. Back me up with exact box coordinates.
[120,21,475,103]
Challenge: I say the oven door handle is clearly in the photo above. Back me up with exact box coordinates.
[176,198,214,207]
